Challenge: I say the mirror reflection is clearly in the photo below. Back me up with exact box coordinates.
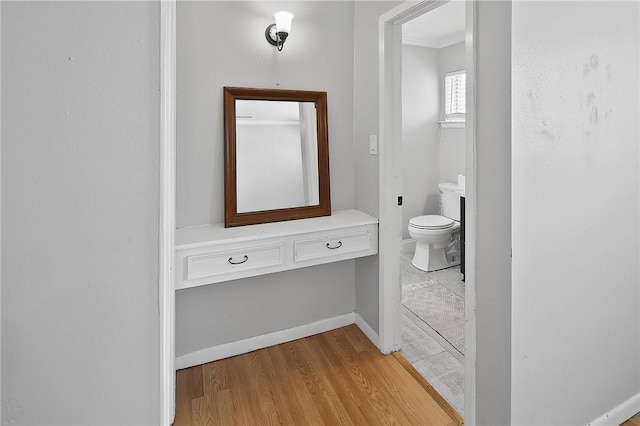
[223,87,331,227]
[235,100,319,213]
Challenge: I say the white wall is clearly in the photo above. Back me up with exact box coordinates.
[438,41,466,184]
[176,1,357,357]
[511,1,640,424]
[177,1,355,228]
[353,1,403,335]
[401,44,440,239]
[1,2,160,424]
[176,262,356,356]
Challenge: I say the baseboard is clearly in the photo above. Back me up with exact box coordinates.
[176,312,356,370]
[402,238,416,254]
[587,393,640,426]
[355,312,380,348]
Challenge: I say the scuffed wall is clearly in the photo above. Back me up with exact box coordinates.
[512,1,640,423]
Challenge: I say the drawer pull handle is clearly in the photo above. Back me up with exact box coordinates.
[228,255,249,265]
[326,241,343,250]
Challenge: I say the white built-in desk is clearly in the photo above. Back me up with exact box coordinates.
[175,209,379,290]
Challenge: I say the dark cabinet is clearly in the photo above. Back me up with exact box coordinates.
[460,196,465,281]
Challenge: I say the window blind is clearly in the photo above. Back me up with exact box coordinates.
[444,70,466,121]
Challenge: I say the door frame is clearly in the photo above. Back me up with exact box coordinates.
[377,0,477,421]
[160,0,176,424]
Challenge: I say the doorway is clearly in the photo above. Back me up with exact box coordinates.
[400,1,466,415]
[378,0,474,420]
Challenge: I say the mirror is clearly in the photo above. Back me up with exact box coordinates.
[224,87,331,227]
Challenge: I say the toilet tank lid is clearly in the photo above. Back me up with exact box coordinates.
[438,182,464,192]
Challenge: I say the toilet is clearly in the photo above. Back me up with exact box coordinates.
[408,183,464,272]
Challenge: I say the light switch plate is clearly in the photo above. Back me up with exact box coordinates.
[369,135,378,155]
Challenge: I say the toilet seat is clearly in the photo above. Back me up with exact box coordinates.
[409,215,454,230]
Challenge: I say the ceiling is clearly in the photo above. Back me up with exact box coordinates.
[402,0,466,49]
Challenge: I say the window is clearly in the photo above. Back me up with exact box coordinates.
[443,70,466,125]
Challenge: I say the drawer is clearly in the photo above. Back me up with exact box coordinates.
[185,243,284,281]
[294,230,372,262]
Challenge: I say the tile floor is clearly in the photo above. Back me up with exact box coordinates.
[400,252,465,416]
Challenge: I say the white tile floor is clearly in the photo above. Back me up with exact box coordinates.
[401,253,465,416]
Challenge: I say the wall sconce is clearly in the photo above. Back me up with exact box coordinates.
[265,11,294,51]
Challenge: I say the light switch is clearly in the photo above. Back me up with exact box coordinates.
[369,135,378,155]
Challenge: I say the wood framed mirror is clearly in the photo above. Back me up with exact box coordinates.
[224,87,331,227]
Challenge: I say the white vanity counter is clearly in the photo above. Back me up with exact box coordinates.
[175,209,378,290]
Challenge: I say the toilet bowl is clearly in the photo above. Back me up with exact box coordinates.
[408,215,460,272]
[408,182,464,272]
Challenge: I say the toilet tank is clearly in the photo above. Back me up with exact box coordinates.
[438,183,464,221]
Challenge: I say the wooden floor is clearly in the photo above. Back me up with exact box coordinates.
[623,412,640,426]
[175,324,459,425]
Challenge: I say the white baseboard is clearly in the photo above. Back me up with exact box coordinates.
[176,312,356,370]
[587,393,640,426]
[355,312,379,348]
[401,238,416,254]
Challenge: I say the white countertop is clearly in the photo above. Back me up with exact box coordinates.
[176,209,379,250]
